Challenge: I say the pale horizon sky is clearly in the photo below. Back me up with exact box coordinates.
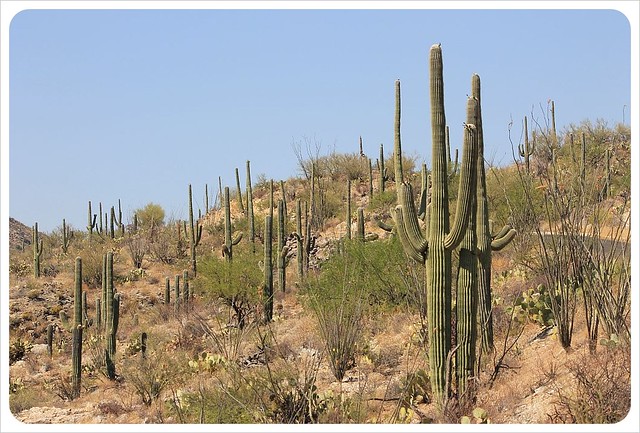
[5,4,636,233]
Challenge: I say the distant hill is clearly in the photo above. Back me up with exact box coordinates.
[9,217,32,250]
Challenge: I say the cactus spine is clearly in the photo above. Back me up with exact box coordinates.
[72,257,83,398]
[394,45,479,407]
[263,215,274,323]
[222,186,243,261]
[475,75,516,354]
[188,184,203,275]
[32,222,43,278]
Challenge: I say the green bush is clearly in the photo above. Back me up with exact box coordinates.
[195,246,262,329]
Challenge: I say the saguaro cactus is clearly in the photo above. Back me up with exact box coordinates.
[222,186,243,261]
[188,184,203,275]
[32,223,43,278]
[263,215,274,323]
[474,75,516,354]
[276,199,290,293]
[87,201,97,240]
[393,44,479,407]
[518,116,535,174]
[164,277,171,305]
[104,252,120,379]
[393,79,404,186]
[246,160,256,252]
[235,167,245,214]
[61,218,72,253]
[71,257,83,399]
[46,324,54,358]
[377,144,389,193]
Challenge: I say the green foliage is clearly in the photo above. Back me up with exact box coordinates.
[134,202,165,230]
[506,284,554,327]
[196,246,262,328]
[9,338,32,365]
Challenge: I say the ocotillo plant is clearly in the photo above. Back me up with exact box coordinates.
[235,167,245,214]
[188,184,203,275]
[71,257,83,399]
[246,160,256,253]
[518,116,535,174]
[222,186,243,261]
[393,44,479,408]
[61,218,72,253]
[263,215,274,323]
[473,74,516,355]
[346,179,352,240]
[32,223,43,278]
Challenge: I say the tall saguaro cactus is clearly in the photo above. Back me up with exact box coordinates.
[87,201,97,241]
[71,257,83,399]
[235,167,246,214]
[62,218,72,253]
[32,223,43,278]
[263,215,274,323]
[188,184,203,275]
[473,76,517,355]
[394,44,479,407]
[104,252,120,380]
[246,160,256,252]
[276,199,290,293]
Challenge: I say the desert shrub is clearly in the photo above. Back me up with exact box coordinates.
[195,246,262,329]
[9,259,30,278]
[9,338,32,365]
[134,202,165,231]
[123,347,186,406]
[551,346,630,423]
[9,378,47,414]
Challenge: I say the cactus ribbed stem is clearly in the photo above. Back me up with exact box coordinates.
[46,324,54,358]
[235,167,245,214]
[394,79,404,186]
[165,277,170,305]
[277,199,288,292]
[246,160,255,252]
[72,257,83,398]
[188,184,203,275]
[32,223,43,278]
[263,215,274,323]
[295,199,304,280]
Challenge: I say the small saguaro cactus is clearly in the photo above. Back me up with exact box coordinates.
[263,215,274,323]
[356,208,378,242]
[71,257,83,399]
[32,222,43,278]
[188,184,203,275]
[183,270,190,305]
[295,199,305,280]
[222,186,244,261]
[46,324,54,358]
[61,218,73,253]
[280,180,288,218]
[87,201,97,240]
[140,332,148,359]
[377,144,389,194]
[368,158,374,196]
[95,298,101,332]
[518,116,535,174]
[175,274,181,302]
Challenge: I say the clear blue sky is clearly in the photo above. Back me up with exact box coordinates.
[7,6,634,233]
